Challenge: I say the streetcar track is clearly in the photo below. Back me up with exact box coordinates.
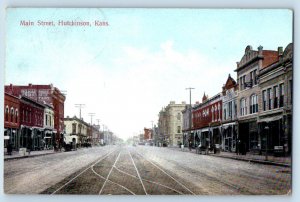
[113,165,184,195]
[128,150,148,195]
[51,148,117,195]
[90,165,135,195]
[98,151,121,195]
[133,150,196,195]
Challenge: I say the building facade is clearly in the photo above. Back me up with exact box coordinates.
[221,74,238,152]
[4,93,20,150]
[64,116,89,148]
[193,93,222,149]
[164,101,186,146]
[19,96,45,151]
[235,45,279,153]
[5,84,66,146]
[158,108,168,146]
[258,43,293,155]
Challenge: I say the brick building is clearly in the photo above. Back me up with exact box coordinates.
[235,45,279,153]
[4,93,20,149]
[192,93,222,149]
[5,84,66,146]
[258,43,293,155]
[19,96,45,150]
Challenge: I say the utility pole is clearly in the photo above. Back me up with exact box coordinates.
[75,104,85,119]
[151,120,154,146]
[186,87,195,148]
[88,113,95,125]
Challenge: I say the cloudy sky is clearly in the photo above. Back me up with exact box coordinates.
[5,8,292,140]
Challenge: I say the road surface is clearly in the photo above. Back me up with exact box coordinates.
[4,145,291,195]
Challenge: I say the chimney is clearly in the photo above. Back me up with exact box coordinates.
[258,45,263,55]
[278,46,283,61]
[170,101,175,105]
[195,101,200,104]
[181,101,186,105]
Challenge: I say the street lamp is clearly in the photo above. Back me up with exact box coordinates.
[186,87,195,149]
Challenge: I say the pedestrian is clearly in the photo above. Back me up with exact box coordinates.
[7,143,12,155]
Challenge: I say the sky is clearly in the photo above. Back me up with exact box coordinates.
[5,8,292,140]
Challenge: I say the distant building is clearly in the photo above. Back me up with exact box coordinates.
[64,116,89,148]
[164,101,187,146]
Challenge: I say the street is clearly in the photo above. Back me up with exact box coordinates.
[4,145,291,195]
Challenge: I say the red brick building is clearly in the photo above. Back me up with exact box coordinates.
[144,128,153,141]
[19,96,45,150]
[4,93,20,149]
[192,93,222,149]
[5,84,66,144]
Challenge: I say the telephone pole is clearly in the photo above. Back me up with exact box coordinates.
[88,113,96,125]
[186,87,195,148]
[75,104,85,119]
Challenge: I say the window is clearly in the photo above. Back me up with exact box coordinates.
[177,126,181,133]
[10,108,14,122]
[15,109,18,123]
[250,94,258,114]
[267,88,272,110]
[177,113,181,120]
[224,108,227,120]
[289,80,292,104]
[240,98,246,116]
[262,90,267,111]
[243,75,246,89]
[250,71,253,87]
[72,123,77,134]
[279,83,284,107]
[5,106,9,121]
[274,86,279,109]
[46,114,48,126]
[211,106,214,121]
[253,70,257,85]
[228,101,232,119]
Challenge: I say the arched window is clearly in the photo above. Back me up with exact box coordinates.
[15,109,18,123]
[10,107,14,122]
[250,94,258,114]
[5,106,9,121]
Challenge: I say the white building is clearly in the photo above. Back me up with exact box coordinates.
[164,101,187,147]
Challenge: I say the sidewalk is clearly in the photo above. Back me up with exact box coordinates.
[169,146,291,167]
[4,149,58,161]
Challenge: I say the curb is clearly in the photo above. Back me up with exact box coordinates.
[209,154,291,168]
[4,151,60,161]
[171,147,291,168]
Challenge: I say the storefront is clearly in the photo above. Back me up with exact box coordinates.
[222,122,237,152]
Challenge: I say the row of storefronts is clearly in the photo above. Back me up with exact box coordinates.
[4,84,66,152]
[182,43,293,156]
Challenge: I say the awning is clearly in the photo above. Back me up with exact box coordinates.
[222,122,236,129]
[257,115,283,123]
[201,128,209,132]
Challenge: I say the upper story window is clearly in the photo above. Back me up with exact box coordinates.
[262,90,267,111]
[15,109,18,123]
[279,83,284,107]
[72,123,77,134]
[228,101,233,119]
[177,126,181,133]
[267,88,272,110]
[5,106,9,122]
[289,80,293,104]
[10,108,14,122]
[274,86,279,109]
[240,98,246,116]
[250,94,258,114]
[177,113,181,121]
